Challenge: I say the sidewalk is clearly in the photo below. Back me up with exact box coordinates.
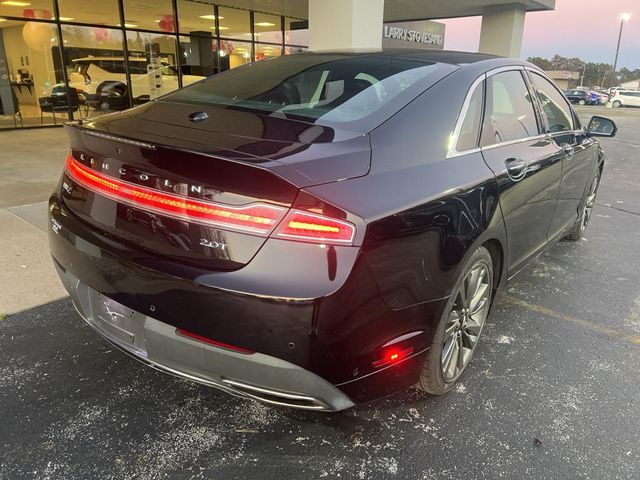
[0,128,69,315]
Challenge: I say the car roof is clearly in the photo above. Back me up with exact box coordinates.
[303,49,500,66]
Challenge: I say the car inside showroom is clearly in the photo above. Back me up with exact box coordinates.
[0,0,308,128]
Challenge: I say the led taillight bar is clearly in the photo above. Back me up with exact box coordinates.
[273,210,356,245]
[64,154,286,235]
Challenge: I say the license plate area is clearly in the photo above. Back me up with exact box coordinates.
[88,290,148,357]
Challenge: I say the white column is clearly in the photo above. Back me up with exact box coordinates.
[309,0,385,51]
[479,4,526,58]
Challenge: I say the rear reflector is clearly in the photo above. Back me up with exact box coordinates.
[372,346,414,368]
[65,154,286,235]
[273,210,356,245]
[175,328,255,354]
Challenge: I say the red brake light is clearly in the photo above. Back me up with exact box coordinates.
[273,209,356,245]
[65,154,286,235]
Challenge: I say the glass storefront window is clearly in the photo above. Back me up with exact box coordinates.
[217,6,250,41]
[126,31,178,102]
[179,35,218,78]
[218,39,250,70]
[124,0,174,32]
[61,25,128,118]
[255,43,281,62]
[285,17,308,46]
[0,0,53,19]
[1,19,65,128]
[253,12,281,44]
[177,0,217,36]
[57,0,120,26]
[1,1,303,129]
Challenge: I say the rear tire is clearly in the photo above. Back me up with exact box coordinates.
[578,99,586,106]
[565,171,601,241]
[416,246,493,395]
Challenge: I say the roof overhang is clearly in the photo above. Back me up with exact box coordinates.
[214,0,556,21]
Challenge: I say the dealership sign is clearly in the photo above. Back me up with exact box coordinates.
[382,21,445,49]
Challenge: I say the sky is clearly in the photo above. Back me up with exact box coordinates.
[440,0,640,69]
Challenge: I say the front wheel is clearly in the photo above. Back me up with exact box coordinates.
[416,246,493,395]
[565,170,601,241]
[612,100,622,108]
[578,99,587,106]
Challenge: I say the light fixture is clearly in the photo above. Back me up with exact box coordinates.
[621,12,631,22]
[0,18,7,22]
[55,17,74,21]
[255,22,275,27]
[210,26,229,30]
[115,23,138,28]
[1,1,31,6]
[199,14,222,20]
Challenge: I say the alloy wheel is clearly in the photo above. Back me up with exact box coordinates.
[441,263,491,382]
[580,173,600,234]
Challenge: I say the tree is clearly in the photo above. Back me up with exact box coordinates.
[526,55,620,89]
[527,56,552,70]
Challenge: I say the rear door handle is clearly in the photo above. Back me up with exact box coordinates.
[505,158,528,180]
[561,143,575,158]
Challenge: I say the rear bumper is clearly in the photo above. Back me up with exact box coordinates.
[56,265,355,412]
[49,194,440,407]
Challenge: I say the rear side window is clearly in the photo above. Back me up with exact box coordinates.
[480,70,539,146]
[529,72,574,133]
[455,80,484,152]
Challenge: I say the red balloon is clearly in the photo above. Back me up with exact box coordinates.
[93,28,110,43]
[23,9,35,18]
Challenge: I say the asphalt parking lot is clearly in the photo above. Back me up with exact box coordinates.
[1,105,640,479]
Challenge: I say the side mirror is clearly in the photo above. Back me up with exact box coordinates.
[587,116,617,137]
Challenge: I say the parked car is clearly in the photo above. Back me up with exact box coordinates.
[610,89,640,108]
[588,90,603,105]
[564,88,592,105]
[49,51,617,411]
[67,57,204,101]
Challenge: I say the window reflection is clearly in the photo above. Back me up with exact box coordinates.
[61,25,128,119]
[126,31,180,101]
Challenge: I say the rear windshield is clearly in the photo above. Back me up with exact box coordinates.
[163,52,457,131]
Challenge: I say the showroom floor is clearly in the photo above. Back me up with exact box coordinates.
[1,108,639,479]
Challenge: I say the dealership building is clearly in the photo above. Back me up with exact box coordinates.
[0,0,555,130]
